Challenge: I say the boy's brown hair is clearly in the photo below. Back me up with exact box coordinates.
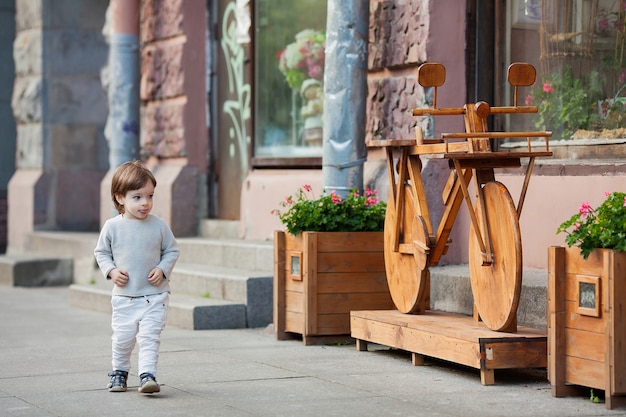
[111,161,157,214]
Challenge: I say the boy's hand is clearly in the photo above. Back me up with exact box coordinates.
[147,267,164,286]
[109,269,129,287]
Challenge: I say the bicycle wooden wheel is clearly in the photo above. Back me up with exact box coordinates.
[384,184,430,314]
[468,181,522,332]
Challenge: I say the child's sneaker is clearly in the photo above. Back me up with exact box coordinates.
[138,373,160,393]
[107,370,128,392]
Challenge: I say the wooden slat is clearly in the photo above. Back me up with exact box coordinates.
[284,277,304,292]
[610,251,626,395]
[304,232,318,335]
[316,292,396,314]
[367,139,416,147]
[311,232,384,252]
[563,300,605,333]
[563,355,604,390]
[316,272,389,293]
[311,313,352,335]
[563,328,606,362]
[483,340,547,369]
[316,252,385,273]
[445,151,552,159]
[284,290,303,313]
[564,247,603,274]
[274,231,288,339]
[284,311,304,334]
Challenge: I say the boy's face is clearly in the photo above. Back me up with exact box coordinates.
[116,181,155,220]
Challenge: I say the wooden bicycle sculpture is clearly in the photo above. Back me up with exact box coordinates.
[368,62,552,333]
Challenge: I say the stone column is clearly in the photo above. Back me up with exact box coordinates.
[133,0,208,237]
[8,0,108,253]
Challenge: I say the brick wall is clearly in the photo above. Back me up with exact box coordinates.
[366,0,429,142]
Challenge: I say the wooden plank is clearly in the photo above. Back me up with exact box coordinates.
[316,292,396,314]
[305,232,318,335]
[483,340,547,369]
[563,355,604,390]
[284,277,304,292]
[548,246,566,393]
[564,247,603,274]
[311,231,384,252]
[610,251,626,395]
[562,328,606,362]
[367,139,416,147]
[314,313,350,334]
[451,157,521,169]
[317,252,386,273]
[274,231,288,339]
[284,290,303,313]
[316,272,389,293]
[284,311,304,334]
[563,300,605,333]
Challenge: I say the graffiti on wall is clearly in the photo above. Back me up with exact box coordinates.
[221,1,251,174]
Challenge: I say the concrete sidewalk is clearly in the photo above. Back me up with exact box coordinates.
[0,286,623,417]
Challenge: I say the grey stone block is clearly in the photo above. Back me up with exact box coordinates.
[0,256,73,287]
[246,276,273,328]
[192,304,247,330]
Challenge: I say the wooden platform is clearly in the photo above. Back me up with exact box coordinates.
[351,309,547,385]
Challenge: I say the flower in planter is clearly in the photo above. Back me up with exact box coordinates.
[557,191,626,259]
[272,184,387,235]
[277,29,325,91]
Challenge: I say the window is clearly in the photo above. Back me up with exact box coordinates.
[254,0,327,162]
[508,0,626,141]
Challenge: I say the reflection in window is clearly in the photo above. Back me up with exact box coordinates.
[254,0,327,159]
[510,0,626,141]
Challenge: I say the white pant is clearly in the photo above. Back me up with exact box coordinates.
[110,291,169,377]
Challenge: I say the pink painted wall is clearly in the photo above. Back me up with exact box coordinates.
[441,172,626,269]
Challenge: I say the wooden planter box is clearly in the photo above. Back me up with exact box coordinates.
[548,246,626,409]
[274,230,394,345]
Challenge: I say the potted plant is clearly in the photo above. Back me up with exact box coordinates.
[548,191,626,409]
[272,185,394,345]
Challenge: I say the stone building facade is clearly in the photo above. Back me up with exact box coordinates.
[4,0,626,272]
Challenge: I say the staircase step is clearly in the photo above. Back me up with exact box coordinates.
[198,219,241,239]
[170,263,273,328]
[430,265,548,330]
[69,283,248,330]
[171,262,266,300]
[0,255,73,287]
[176,237,274,271]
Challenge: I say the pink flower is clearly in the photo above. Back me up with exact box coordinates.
[623,196,626,207]
[543,83,554,93]
[525,94,533,106]
[303,184,312,192]
[285,196,293,205]
[330,191,342,205]
[579,201,592,218]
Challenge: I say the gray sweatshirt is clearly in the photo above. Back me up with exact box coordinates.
[94,214,180,297]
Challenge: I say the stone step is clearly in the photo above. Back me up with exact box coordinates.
[198,219,241,239]
[176,237,274,271]
[69,283,249,330]
[0,255,73,287]
[429,264,548,330]
[170,263,272,328]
